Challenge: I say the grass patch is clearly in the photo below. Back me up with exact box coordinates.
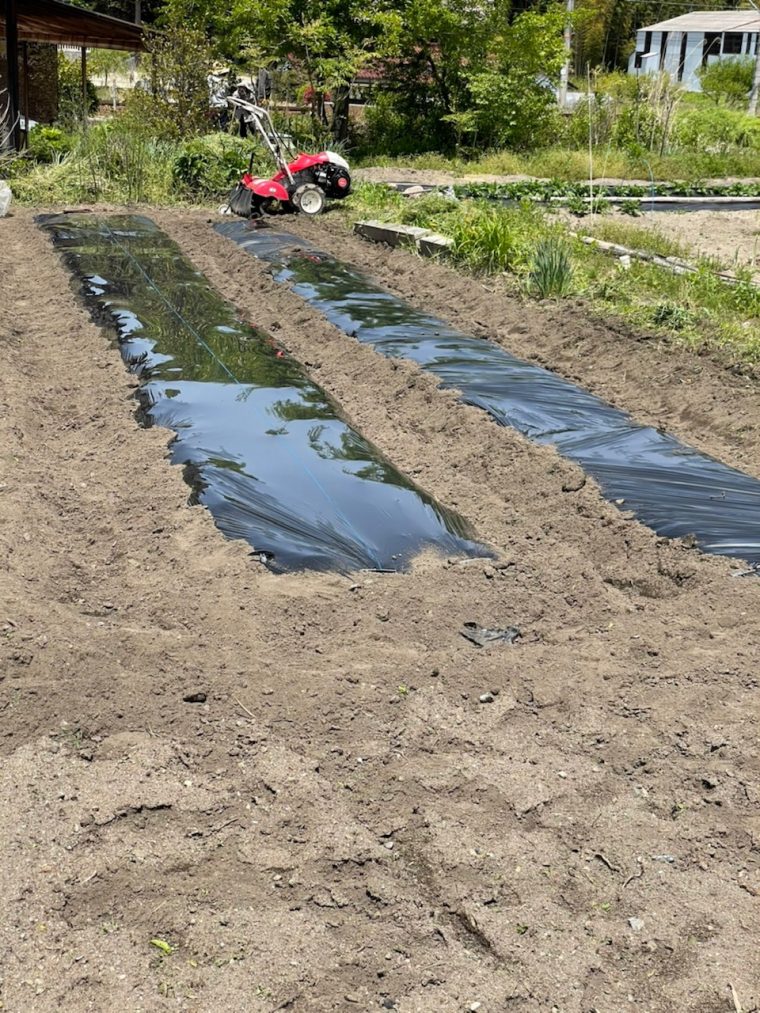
[529,237,574,298]
[579,219,692,260]
[346,182,760,364]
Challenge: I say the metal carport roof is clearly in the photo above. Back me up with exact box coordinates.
[1,0,144,50]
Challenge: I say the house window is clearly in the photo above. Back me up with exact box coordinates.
[703,32,721,64]
[723,32,743,54]
[643,30,652,54]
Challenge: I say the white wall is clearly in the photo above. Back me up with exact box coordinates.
[682,31,706,90]
[662,32,682,77]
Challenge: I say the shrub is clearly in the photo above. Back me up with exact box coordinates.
[122,20,216,140]
[698,57,753,106]
[270,111,335,156]
[673,103,760,151]
[171,134,253,198]
[357,92,450,157]
[27,125,73,163]
[58,53,98,126]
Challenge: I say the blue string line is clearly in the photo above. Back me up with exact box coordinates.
[97,216,383,569]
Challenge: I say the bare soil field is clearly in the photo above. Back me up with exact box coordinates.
[633,208,760,274]
[1,205,760,1013]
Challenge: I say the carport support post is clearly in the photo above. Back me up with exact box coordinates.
[22,42,30,145]
[4,0,20,150]
[81,46,88,128]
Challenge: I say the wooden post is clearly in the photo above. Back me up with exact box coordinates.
[4,0,20,150]
[81,46,88,127]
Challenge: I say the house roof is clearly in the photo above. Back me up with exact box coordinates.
[640,10,760,33]
[1,0,144,50]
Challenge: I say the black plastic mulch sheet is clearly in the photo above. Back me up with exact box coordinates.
[40,213,486,572]
[217,221,760,566]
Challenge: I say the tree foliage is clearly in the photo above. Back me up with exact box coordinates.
[57,52,99,127]
[465,7,568,148]
[124,19,214,138]
[87,49,132,85]
[698,57,754,106]
[361,1,568,151]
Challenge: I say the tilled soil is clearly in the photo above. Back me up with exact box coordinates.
[1,206,759,1013]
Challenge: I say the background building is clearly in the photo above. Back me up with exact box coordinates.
[628,10,760,91]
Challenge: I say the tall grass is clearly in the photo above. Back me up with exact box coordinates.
[528,237,574,297]
[580,219,692,260]
[9,125,252,206]
[450,207,529,273]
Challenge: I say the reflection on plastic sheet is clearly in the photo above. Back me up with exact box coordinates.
[218,221,760,566]
[39,213,486,572]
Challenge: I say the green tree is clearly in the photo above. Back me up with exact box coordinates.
[123,18,215,138]
[57,52,99,126]
[88,48,131,85]
[229,0,393,139]
[465,6,568,148]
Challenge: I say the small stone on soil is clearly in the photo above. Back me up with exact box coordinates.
[479,693,495,704]
[628,917,645,932]
[183,691,207,703]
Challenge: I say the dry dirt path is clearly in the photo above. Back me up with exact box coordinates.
[0,206,759,1012]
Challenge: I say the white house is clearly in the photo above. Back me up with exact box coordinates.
[628,11,760,91]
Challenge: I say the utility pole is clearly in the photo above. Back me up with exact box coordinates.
[559,0,575,111]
